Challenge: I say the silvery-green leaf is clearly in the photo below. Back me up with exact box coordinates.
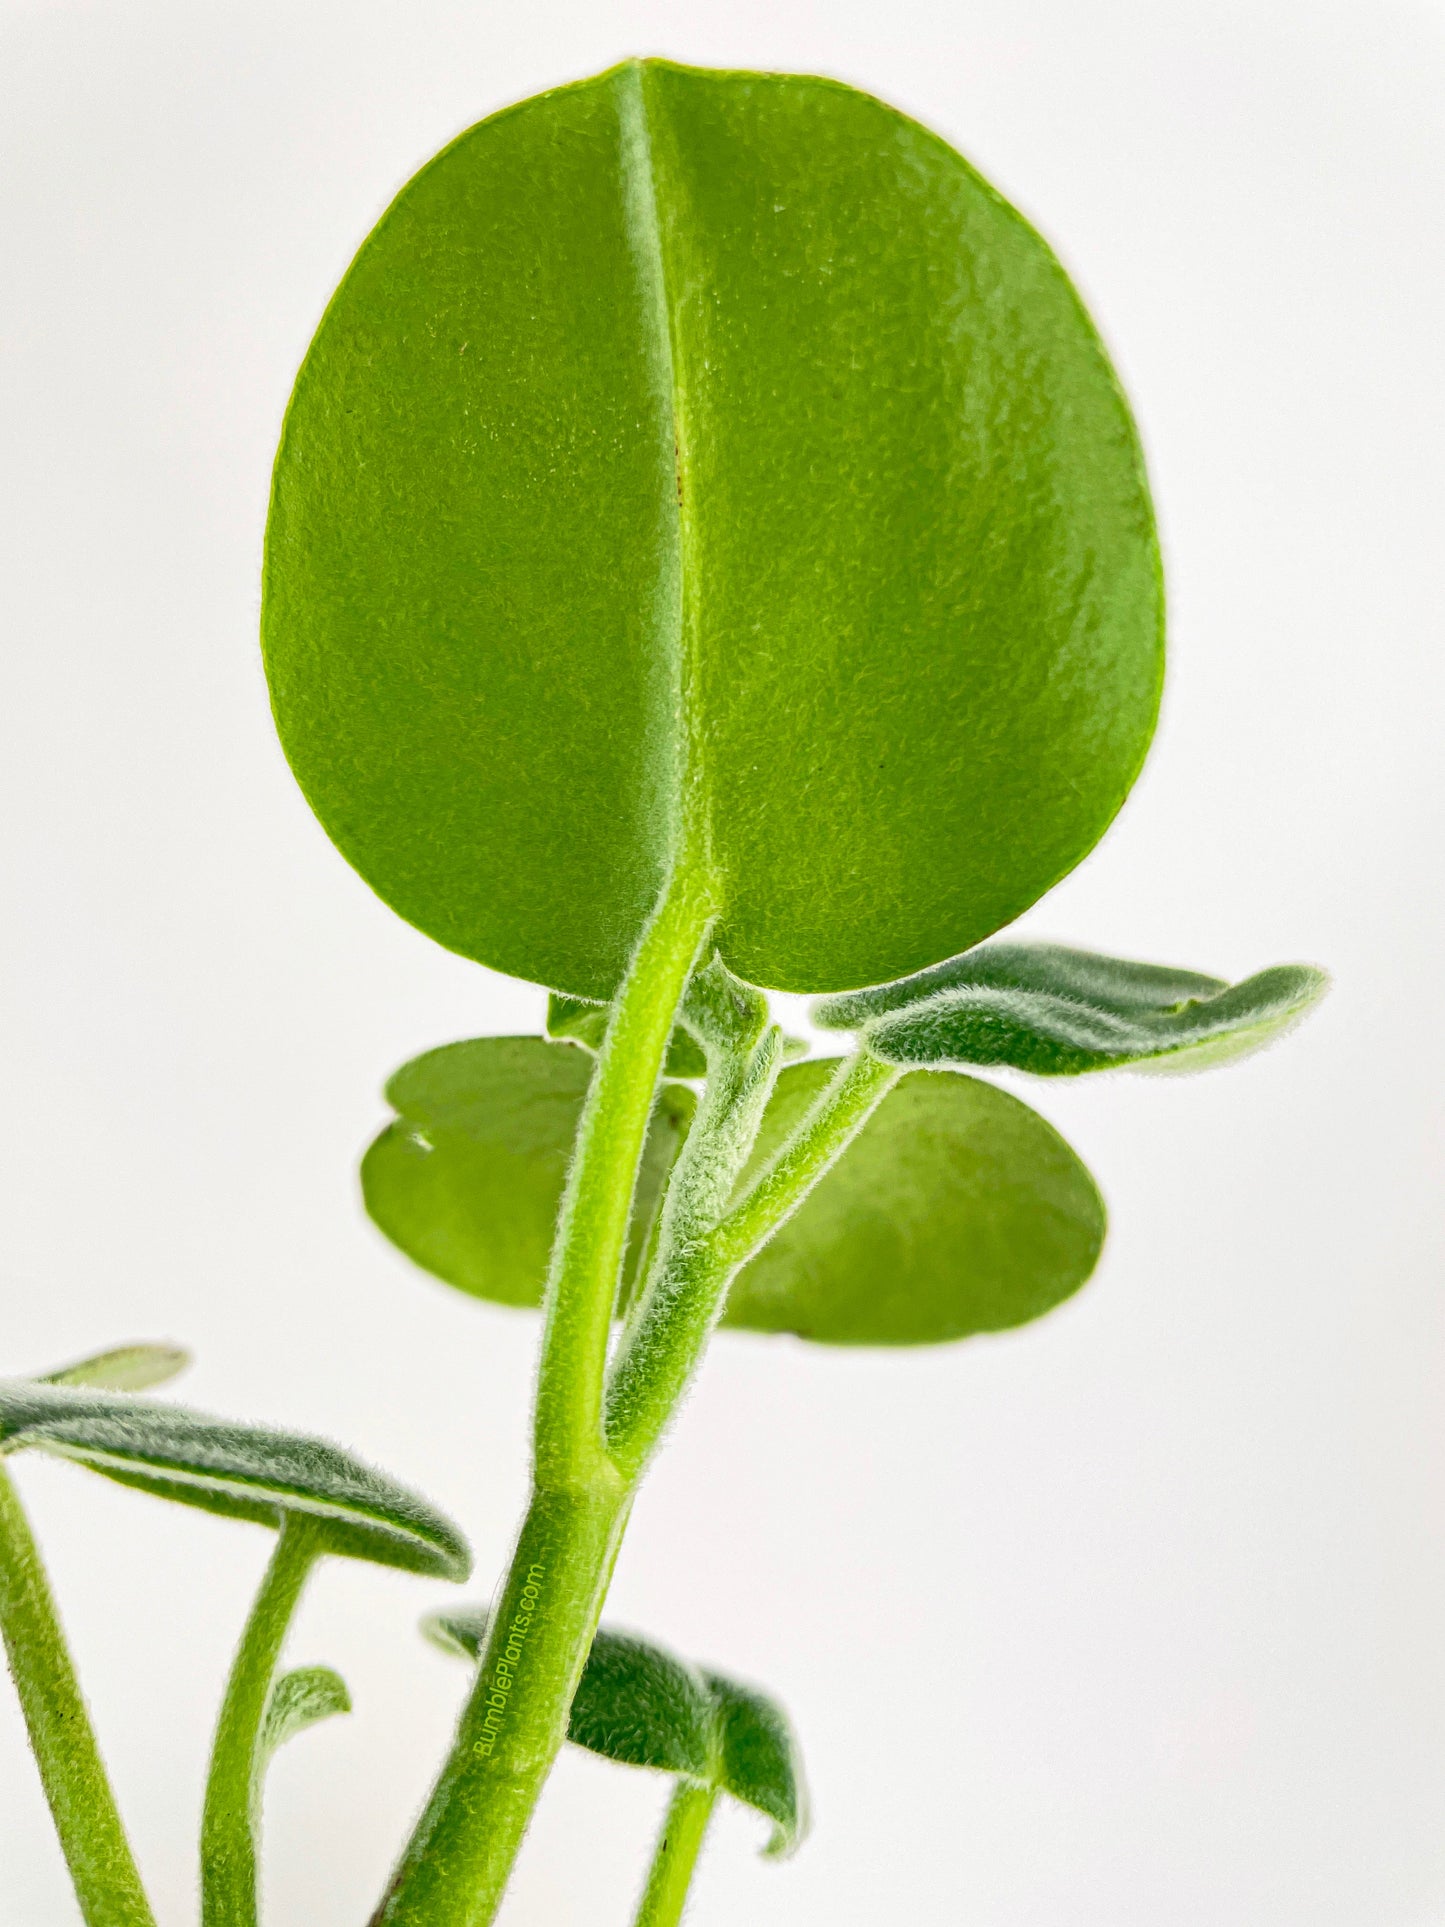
[41,1343,191,1393]
[258,1666,351,1768]
[817,942,1328,1076]
[425,1610,805,1850]
[424,1609,713,1778]
[0,1380,469,1579]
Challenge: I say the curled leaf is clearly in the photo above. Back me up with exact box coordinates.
[425,1609,806,1853]
[0,1380,470,1580]
[258,1665,351,1769]
[817,942,1329,1076]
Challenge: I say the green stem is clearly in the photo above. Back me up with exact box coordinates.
[373,870,711,1927]
[631,1781,717,1927]
[533,867,715,1488]
[606,1051,899,1478]
[201,1515,320,1927]
[0,1461,156,1927]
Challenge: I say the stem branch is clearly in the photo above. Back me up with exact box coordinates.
[201,1515,320,1927]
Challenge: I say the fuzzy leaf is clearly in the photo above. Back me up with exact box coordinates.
[0,1380,470,1579]
[723,1060,1104,1342]
[362,1038,694,1310]
[263,58,1162,1000]
[817,942,1329,1076]
[425,1609,713,1778]
[258,1666,351,1768]
[367,1045,1102,1344]
[42,1343,191,1393]
[547,994,709,1080]
[425,1609,805,1851]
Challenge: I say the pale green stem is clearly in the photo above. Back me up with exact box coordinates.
[372,870,711,1927]
[201,1515,320,1927]
[631,1781,718,1927]
[606,1051,899,1479]
[0,1460,156,1927]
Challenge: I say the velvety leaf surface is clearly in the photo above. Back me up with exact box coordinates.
[41,1343,191,1393]
[365,1044,1103,1345]
[361,1038,694,1308]
[0,1381,470,1578]
[425,1609,713,1779]
[723,1061,1104,1342]
[425,1610,806,1850]
[258,1666,351,1767]
[264,58,1162,998]
[817,942,1329,1075]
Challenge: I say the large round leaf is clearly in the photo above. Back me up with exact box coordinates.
[364,1045,1105,1345]
[264,59,1162,998]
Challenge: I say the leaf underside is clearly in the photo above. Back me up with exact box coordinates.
[263,58,1162,998]
[363,1038,1105,1345]
[425,1608,806,1853]
[0,1380,470,1579]
[41,1343,191,1393]
[259,1666,352,1769]
[817,941,1329,1075]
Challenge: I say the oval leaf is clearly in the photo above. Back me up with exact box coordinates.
[367,1045,1103,1345]
[263,58,1162,999]
[817,942,1329,1076]
[41,1342,191,1393]
[0,1381,470,1579]
[425,1610,806,1851]
[258,1665,351,1769]
[362,1038,694,1310]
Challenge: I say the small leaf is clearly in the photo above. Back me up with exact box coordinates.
[548,993,709,1079]
[425,1610,806,1851]
[423,1610,713,1778]
[705,1671,807,1857]
[362,1038,694,1310]
[0,1381,469,1579]
[258,1666,351,1767]
[367,1046,1103,1344]
[817,942,1329,1076]
[42,1343,191,1393]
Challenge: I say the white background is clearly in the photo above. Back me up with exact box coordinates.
[2,2,1443,1922]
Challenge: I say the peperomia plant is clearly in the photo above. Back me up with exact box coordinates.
[2,54,1327,1927]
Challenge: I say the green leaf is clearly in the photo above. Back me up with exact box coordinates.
[257,1665,351,1770]
[263,59,1162,999]
[723,1060,1104,1342]
[41,1343,191,1393]
[547,994,709,1080]
[424,1610,805,1852]
[366,1043,1103,1345]
[816,942,1329,1076]
[361,1038,695,1309]
[0,1381,470,1579]
[425,1609,713,1779]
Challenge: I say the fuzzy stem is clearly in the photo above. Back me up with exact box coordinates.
[631,1781,717,1927]
[201,1515,320,1927]
[372,871,711,1927]
[0,1461,156,1927]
